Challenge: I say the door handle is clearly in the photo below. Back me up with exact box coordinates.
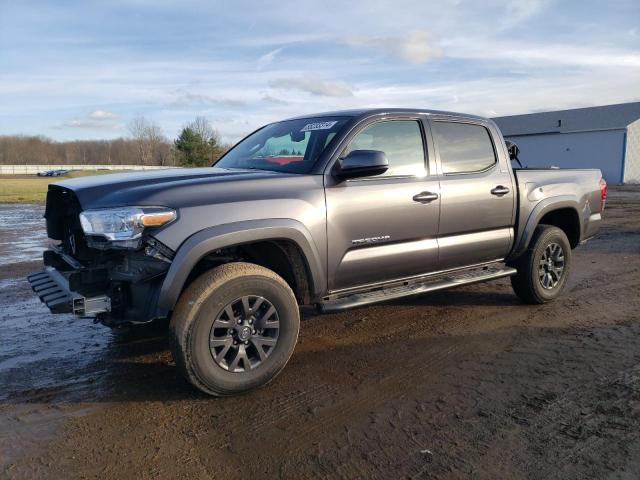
[413,191,439,203]
[491,185,510,196]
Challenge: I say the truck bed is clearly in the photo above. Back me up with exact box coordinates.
[510,167,604,260]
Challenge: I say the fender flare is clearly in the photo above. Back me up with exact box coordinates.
[157,219,325,311]
[508,196,583,261]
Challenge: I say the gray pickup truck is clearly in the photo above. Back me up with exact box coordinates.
[28,108,606,395]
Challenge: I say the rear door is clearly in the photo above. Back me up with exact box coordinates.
[429,119,515,269]
[325,117,441,291]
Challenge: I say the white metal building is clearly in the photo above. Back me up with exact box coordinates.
[493,102,640,184]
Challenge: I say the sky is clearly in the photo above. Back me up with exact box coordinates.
[1,0,639,143]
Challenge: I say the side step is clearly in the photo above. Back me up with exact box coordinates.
[319,263,517,313]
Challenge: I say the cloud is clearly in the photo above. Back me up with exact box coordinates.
[169,89,245,108]
[55,110,120,129]
[88,110,117,120]
[444,40,640,68]
[502,0,549,30]
[258,47,283,69]
[261,93,289,105]
[4,0,640,143]
[339,30,442,64]
[268,76,353,97]
[55,119,120,130]
[351,68,640,119]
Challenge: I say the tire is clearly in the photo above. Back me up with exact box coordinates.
[510,225,572,304]
[170,262,300,396]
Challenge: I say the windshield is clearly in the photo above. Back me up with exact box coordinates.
[215,117,349,173]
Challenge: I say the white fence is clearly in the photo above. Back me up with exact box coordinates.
[0,164,178,175]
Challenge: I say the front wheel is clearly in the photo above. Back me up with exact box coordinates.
[510,225,572,304]
[170,262,300,396]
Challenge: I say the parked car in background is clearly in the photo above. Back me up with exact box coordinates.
[37,169,70,177]
[28,108,606,396]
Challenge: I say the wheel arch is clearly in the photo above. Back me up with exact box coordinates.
[158,219,325,312]
[508,197,583,262]
[537,208,581,248]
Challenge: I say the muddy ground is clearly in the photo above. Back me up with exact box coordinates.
[0,188,639,480]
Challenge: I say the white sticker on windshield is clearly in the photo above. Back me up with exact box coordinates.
[300,121,338,132]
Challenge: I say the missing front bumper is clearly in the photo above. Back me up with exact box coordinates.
[27,267,111,317]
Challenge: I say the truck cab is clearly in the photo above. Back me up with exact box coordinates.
[322,111,515,291]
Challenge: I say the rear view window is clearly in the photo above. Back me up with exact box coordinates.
[432,122,496,174]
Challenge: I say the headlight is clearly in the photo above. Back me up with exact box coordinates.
[79,207,176,244]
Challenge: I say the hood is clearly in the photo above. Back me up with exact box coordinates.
[52,167,293,208]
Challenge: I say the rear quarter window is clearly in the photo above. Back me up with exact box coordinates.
[432,122,496,174]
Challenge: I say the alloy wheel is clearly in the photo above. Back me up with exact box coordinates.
[209,296,280,372]
[538,242,565,289]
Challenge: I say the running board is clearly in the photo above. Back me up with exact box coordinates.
[319,264,517,313]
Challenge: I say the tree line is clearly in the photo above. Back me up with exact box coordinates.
[0,116,230,167]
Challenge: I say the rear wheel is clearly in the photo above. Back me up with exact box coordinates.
[510,225,572,304]
[170,262,300,396]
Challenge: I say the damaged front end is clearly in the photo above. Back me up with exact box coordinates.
[28,185,175,327]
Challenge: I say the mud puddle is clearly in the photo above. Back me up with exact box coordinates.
[0,204,49,264]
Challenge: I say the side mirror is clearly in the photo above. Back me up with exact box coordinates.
[334,150,389,180]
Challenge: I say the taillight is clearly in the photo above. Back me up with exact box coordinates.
[599,177,607,211]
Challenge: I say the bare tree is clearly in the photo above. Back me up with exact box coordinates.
[0,115,206,167]
[187,116,221,147]
[128,116,167,165]
[0,135,176,166]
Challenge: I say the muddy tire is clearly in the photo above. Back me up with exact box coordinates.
[510,225,572,304]
[170,262,300,396]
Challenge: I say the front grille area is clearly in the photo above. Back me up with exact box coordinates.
[38,186,172,324]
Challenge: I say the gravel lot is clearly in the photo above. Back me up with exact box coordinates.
[1,187,639,479]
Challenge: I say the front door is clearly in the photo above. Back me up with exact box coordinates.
[325,118,441,291]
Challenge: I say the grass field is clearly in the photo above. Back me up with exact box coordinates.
[0,170,123,203]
